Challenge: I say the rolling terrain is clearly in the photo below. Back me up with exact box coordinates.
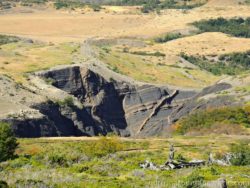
[0,0,249,187]
[0,0,249,136]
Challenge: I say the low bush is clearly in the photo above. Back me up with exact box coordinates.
[175,106,250,135]
[177,172,205,188]
[15,179,49,188]
[54,0,85,9]
[193,17,250,38]
[131,51,166,57]
[48,153,68,167]
[230,143,250,166]
[84,136,124,157]
[0,35,20,46]
[0,181,8,188]
[155,33,182,43]
[55,97,75,108]
[180,51,250,75]
[175,153,188,162]
[0,122,19,162]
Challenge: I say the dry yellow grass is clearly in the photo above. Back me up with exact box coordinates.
[206,0,244,6]
[151,32,250,56]
[99,47,219,88]
[0,2,250,88]
[0,41,81,83]
[0,3,250,43]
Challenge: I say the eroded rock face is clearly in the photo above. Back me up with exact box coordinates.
[5,65,234,137]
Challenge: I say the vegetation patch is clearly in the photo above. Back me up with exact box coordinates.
[54,0,88,10]
[55,97,75,108]
[99,47,218,88]
[0,122,19,162]
[53,0,207,12]
[155,32,183,43]
[1,0,206,12]
[193,17,250,38]
[175,106,250,135]
[230,142,250,166]
[0,35,20,46]
[0,40,81,83]
[130,50,166,57]
[181,51,250,75]
[1,136,249,187]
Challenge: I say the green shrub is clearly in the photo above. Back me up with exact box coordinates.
[15,179,49,188]
[131,51,165,57]
[176,106,250,135]
[180,51,250,75]
[9,156,31,168]
[0,122,18,162]
[0,181,8,188]
[89,4,101,11]
[155,33,182,43]
[71,164,89,173]
[85,136,124,157]
[56,96,75,108]
[0,35,20,46]
[193,17,250,38]
[230,143,250,166]
[54,0,85,9]
[175,153,187,162]
[178,172,205,188]
[48,153,68,167]
[210,167,220,175]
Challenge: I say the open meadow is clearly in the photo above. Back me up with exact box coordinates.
[0,135,249,187]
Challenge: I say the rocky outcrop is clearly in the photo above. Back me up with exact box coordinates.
[4,65,236,138]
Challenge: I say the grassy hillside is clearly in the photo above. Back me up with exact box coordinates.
[0,37,82,83]
[180,51,250,76]
[98,45,219,88]
[0,136,249,187]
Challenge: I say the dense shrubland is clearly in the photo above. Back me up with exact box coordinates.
[175,106,250,135]
[155,17,250,43]
[0,0,206,12]
[111,0,206,13]
[193,17,250,38]
[181,51,250,75]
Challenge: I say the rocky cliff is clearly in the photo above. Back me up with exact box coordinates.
[2,64,238,137]
[36,65,196,137]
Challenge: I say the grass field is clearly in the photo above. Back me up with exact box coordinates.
[0,2,250,42]
[98,45,219,88]
[0,40,82,83]
[0,135,249,187]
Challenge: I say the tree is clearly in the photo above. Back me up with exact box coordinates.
[0,122,18,162]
